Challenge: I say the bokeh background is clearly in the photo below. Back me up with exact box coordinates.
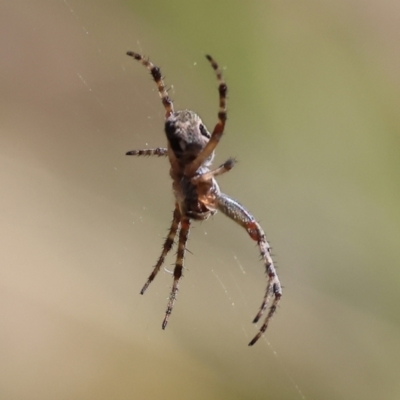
[1,1,399,399]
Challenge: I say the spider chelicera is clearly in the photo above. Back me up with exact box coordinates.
[126,51,282,345]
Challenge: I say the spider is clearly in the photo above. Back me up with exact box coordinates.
[126,51,282,346]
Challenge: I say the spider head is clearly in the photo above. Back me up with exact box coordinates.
[165,110,213,165]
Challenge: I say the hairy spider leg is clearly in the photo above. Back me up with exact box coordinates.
[162,217,191,329]
[185,55,227,176]
[126,148,168,157]
[126,51,174,118]
[140,207,181,294]
[216,194,282,346]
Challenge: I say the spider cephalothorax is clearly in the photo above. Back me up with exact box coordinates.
[126,51,282,345]
[165,110,212,165]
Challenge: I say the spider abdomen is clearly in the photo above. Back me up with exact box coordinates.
[172,173,218,220]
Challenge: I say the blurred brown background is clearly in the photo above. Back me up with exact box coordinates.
[1,1,399,399]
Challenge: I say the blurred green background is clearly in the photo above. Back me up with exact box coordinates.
[1,1,399,399]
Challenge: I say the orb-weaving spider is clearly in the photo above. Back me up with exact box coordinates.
[126,51,282,345]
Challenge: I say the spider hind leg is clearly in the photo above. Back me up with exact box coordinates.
[140,207,180,294]
[162,216,191,329]
[216,193,282,346]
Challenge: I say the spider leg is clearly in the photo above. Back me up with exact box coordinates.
[162,216,191,329]
[185,55,227,176]
[140,206,181,294]
[126,148,168,156]
[191,157,236,184]
[216,193,282,346]
[126,51,174,118]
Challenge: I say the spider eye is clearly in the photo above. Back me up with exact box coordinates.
[199,124,210,138]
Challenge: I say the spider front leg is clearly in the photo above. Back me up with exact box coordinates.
[126,148,168,156]
[162,216,191,329]
[191,157,236,184]
[140,206,181,294]
[126,51,174,118]
[216,194,282,346]
[185,55,227,176]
